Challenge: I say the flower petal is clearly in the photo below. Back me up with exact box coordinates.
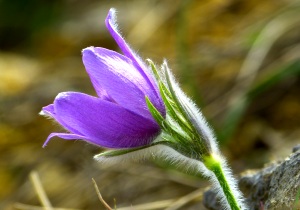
[41,103,83,135]
[50,92,160,148]
[43,133,86,147]
[41,104,55,117]
[82,47,159,120]
[105,9,165,116]
[105,9,153,85]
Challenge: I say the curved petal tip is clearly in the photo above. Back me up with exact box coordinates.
[106,8,117,25]
[82,46,94,54]
[43,132,85,148]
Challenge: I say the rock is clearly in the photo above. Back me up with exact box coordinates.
[292,144,300,153]
[203,147,300,210]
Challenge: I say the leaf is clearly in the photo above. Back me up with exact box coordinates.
[145,96,165,128]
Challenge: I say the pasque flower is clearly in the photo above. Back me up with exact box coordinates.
[42,8,246,210]
[41,9,165,148]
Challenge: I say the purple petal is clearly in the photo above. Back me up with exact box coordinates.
[105,9,165,116]
[49,91,160,148]
[43,133,86,147]
[82,47,158,120]
[105,9,151,81]
[41,103,83,135]
[41,104,55,117]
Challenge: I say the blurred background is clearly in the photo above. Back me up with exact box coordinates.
[1,0,300,209]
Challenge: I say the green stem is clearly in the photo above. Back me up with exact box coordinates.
[204,154,241,210]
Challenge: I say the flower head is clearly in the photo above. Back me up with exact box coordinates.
[42,9,246,209]
[41,9,165,149]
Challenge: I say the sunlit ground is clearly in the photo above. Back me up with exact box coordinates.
[1,0,300,209]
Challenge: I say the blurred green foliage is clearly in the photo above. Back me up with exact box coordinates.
[0,0,63,51]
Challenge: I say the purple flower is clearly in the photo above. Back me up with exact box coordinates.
[41,9,165,149]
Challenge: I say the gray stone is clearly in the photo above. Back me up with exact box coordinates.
[292,144,300,153]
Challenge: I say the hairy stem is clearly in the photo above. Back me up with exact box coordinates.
[204,154,242,210]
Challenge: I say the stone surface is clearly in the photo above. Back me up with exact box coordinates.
[203,146,300,210]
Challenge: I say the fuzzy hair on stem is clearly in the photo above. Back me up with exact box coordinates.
[94,143,246,209]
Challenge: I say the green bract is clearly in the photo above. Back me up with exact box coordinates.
[146,60,211,160]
